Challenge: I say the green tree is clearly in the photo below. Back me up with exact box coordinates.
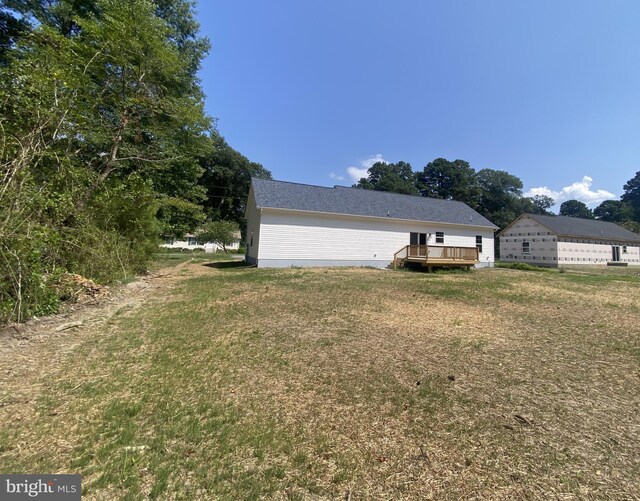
[199,134,271,229]
[559,200,594,219]
[520,194,555,215]
[593,200,633,223]
[621,171,640,220]
[196,220,240,253]
[0,7,30,66]
[621,221,640,233]
[4,0,211,214]
[476,169,524,228]
[0,0,213,321]
[354,161,418,195]
[415,158,480,207]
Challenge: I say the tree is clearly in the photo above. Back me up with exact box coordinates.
[530,194,555,213]
[5,0,212,209]
[0,7,30,66]
[476,169,524,228]
[415,158,480,207]
[196,220,240,252]
[559,200,594,219]
[593,200,633,223]
[354,161,418,195]
[621,171,640,220]
[520,194,555,215]
[621,221,640,233]
[0,0,214,320]
[199,134,271,229]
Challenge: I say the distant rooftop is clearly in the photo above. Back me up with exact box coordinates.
[520,213,640,242]
[250,178,497,228]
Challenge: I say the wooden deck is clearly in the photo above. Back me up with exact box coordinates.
[393,244,479,270]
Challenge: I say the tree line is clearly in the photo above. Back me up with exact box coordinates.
[0,0,269,322]
[353,159,640,232]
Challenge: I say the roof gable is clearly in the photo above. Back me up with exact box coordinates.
[502,213,640,243]
[251,178,498,229]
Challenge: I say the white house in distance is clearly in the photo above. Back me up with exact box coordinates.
[161,232,241,253]
[498,213,640,267]
[244,178,498,268]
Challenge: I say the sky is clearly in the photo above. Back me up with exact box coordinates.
[195,1,640,209]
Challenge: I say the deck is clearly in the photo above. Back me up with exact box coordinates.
[393,244,479,270]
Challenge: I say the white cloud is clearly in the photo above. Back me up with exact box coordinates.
[360,154,387,169]
[346,167,369,182]
[342,154,388,182]
[328,172,345,181]
[524,176,616,207]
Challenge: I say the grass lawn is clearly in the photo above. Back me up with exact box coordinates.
[1,260,639,499]
[150,251,243,270]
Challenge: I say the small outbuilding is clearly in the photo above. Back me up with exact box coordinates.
[498,213,640,267]
[244,178,498,268]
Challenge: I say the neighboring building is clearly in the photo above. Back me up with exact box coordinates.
[161,232,241,253]
[498,213,640,267]
[244,178,498,268]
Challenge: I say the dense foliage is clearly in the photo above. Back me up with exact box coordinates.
[355,161,417,195]
[198,134,271,229]
[590,171,640,232]
[559,200,594,219]
[354,157,555,229]
[0,0,265,322]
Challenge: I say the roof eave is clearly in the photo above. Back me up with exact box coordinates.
[256,205,498,230]
[554,232,640,244]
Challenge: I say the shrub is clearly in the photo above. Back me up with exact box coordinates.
[495,262,550,272]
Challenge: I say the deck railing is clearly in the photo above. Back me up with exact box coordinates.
[393,245,479,268]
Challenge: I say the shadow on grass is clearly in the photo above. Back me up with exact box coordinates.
[203,260,254,270]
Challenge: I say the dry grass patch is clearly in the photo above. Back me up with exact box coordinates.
[0,262,639,499]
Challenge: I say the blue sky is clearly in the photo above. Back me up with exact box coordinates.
[195,1,640,208]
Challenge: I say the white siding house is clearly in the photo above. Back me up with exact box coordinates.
[498,213,640,267]
[245,179,498,268]
[161,232,241,253]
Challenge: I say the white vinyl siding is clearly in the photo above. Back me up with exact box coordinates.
[256,209,495,267]
[244,186,262,262]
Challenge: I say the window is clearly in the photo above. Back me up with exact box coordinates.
[476,235,483,254]
[410,232,428,245]
[435,232,444,244]
[187,237,197,246]
[522,241,530,254]
[250,233,254,247]
[623,245,628,253]
[163,237,174,245]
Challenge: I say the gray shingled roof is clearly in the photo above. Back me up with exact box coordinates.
[251,178,498,228]
[525,213,640,242]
